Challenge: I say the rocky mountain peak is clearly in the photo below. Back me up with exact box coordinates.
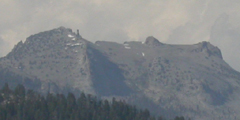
[23,26,82,46]
[7,26,84,59]
[194,41,223,59]
[56,26,72,32]
[144,36,164,46]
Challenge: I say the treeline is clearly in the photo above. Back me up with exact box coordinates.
[0,83,185,120]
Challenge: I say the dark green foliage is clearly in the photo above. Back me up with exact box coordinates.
[0,83,185,120]
[0,84,153,120]
[174,116,185,120]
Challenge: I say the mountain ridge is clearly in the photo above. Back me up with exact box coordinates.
[0,26,240,120]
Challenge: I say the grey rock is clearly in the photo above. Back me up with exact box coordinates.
[1,27,240,120]
[145,36,164,46]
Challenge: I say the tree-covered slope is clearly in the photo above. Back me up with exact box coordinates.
[0,83,186,120]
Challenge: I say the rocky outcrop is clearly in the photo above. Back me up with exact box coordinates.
[144,36,164,46]
[193,41,223,59]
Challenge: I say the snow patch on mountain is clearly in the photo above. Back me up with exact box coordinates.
[68,34,74,38]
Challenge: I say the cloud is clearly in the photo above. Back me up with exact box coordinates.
[209,13,240,71]
[1,0,240,71]
[0,37,10,57]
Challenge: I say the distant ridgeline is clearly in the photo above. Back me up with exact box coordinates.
[0,83,185,120]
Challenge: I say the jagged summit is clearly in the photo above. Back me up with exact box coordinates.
[10,27,82,49]
[27,26,82,42]
[55,26,71,31]
[194,41,223,59]
[6,27,86,62]
[54,26,81,38]
[144,36,164,46]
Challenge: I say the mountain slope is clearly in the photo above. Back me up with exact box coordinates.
[95,36,240,119]
[1,27,240,120]
[1,27,93,94]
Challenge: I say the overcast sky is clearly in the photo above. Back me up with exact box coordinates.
[1,0,240,71]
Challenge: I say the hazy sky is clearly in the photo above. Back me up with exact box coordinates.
[1,0,240,71]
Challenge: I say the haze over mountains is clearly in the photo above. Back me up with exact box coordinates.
[1,27,240,120]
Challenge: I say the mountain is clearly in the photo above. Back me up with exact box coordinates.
[1,27,240,119]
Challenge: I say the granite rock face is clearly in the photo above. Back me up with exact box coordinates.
[1,27,240,120]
